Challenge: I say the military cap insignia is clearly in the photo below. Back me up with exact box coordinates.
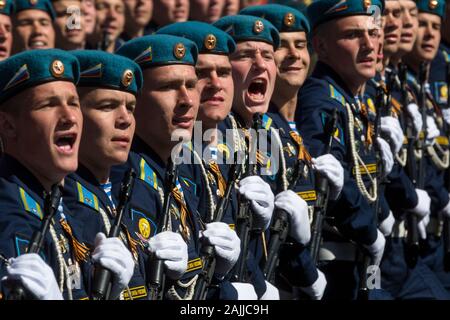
[363,0,371,10]
[253,20,264,33]
[134,46,152,65]
[204,34,217,50]
[138,218,151,239]
[3,64,30,91]
[174,43,186,59]
[429,0,438,9]
[0,0,5,10]
[80,63,102,78]
[29,0,38,5]
[50,60,65,78]
[121,69,133,88]
[284,13,296,27]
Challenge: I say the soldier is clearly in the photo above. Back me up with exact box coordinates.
[295,0,390,300]
[0,49,133,300]
[116,34,242,300]
[403,0,450,295]
[121,0,153,40]
[148,0,189,32]
[87,0,124,52]
[223,0,239,16]
[52,0,86,50]
[0,0,13,61]
[63,50,148,300]
[363,0,449,300]
[81,0,96,41]
[189,0,225,23]
[239,4,347,300]
[156,21,260,299]
[12,0,55,53]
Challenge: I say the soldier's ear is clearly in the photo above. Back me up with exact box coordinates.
[0,111,18,140]
[312,36,328,60]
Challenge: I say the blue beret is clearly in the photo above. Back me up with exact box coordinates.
[0,49,79,104]
[268,0,311,14]
[156,21,236,55]
[0,0,14,16]
[72,50,143,96]
[115,34,198,70]
[416,0,446,18]
[240,4,311,33]
[14,0,55,20]
[213,15,281,50]
[307,0,385,30]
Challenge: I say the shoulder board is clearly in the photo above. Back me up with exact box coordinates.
[262,114,273,131]
[76,182,99,212]
[328,84,346,106]
[18,187,42,220]
[406,72,419,89]
[138,157,158,190]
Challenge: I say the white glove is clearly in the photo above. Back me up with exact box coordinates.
[442,108,450,125]
[312,154,344,200]
[231,282,258,300]
[363,229,386,266]
[376,137,394,178]
[380,116,404,154]
[406,103,422,138]
[92,232,135,299]
[238,176,275,231]
[2,253,63,300]
[148,231,188,280]
[409,189,431,219]
[299,269,327,300]
[425,115,439,145]
[260,280,280,300]
[274,190,311,245]
[201,222,240,278]
[440,197,450,219]
[379,210,395,237]
[418,214,430,240]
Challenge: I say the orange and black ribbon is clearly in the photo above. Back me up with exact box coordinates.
[59,219,90,263]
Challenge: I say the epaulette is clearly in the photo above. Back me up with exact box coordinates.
[18,187,42,220]
[262,113,273,131]
[138,157,158,190]
[328,84,346,106]
[76,182,99,211]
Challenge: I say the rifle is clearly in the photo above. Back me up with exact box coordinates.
[231,113,261,282]
[7,184,63,300]
[357,82,389,300]
[147,157,177,300]
[193,160,242,300]
[91,169,136,300]
[400,62,421,268]
[444,61,450,272]
[309,108,339,263]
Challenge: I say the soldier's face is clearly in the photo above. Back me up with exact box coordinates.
[94,0,125,44]
[316,15,378,90]
[383,0,402,56]
[410,12,441,62]
[81,0,96,35]
[13,10,55,52]
[137,65,199,146]
[230,41,276,124]
[2,82,82,184]
[189,0,225,23]
[223,0,239,16]
[0,14,12,61]
[274,31,310,89]
[195,54,234,127]
[398,0,418,55]
[79,88,136,168]
[53,0,86,49]
[152,0,189,26]
[123,0,153,30]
